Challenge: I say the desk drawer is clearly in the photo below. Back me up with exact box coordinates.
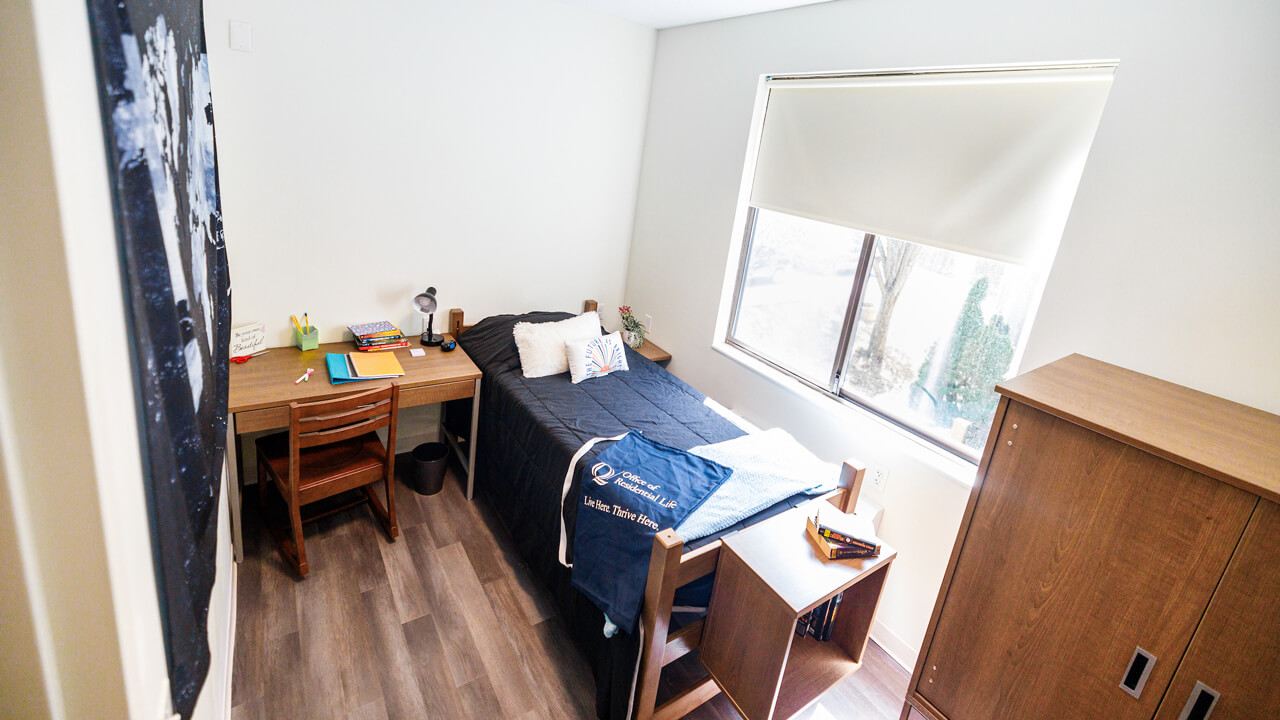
[233,379,476,434]
[235,406,290,434]
[401,379,475,407]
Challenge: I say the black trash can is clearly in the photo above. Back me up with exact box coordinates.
[408,442,448,495]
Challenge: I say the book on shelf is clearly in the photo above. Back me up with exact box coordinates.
[806,514,881,560]
[822,592,843,642]
[796,605,819,638]
[794,592,845,642]
[809,600,828,640]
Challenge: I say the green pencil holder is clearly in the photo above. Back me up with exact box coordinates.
[294,327,319,351]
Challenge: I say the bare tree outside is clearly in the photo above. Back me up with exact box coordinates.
[844,238,920,394]
[865,240,919,369]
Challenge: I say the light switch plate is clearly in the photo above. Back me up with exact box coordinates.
[228,20,252,52]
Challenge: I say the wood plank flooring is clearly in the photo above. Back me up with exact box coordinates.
[232,462,909,719]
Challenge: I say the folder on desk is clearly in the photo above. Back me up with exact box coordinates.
[349,351,405,379]
[326,353,366,384]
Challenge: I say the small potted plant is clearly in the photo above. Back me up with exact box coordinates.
[619,305,646,349]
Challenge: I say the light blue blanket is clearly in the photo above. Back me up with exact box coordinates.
[675,428,838,541]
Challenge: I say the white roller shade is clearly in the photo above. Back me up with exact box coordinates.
[749,66,1115,267]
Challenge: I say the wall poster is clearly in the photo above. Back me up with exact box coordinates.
[84,0,231,716]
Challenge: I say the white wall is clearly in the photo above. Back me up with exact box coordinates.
[192,469,236,720]
[203,0,655,348]
[2,0,237,717]
[624,0,1280,667]
[0,4,60,714]
[2,0,152,716]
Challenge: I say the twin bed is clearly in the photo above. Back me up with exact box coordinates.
[444,302,867,720]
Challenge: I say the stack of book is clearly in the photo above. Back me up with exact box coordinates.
[348,321,408,352]
[795,592,844,641]
[805,510,882,560]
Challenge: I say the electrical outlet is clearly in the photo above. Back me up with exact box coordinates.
[643,314,653,333]
[868,467,888,494]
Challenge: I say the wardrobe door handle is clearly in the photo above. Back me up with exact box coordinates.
[1119,646,1156,699]
[1175,681,1220,720]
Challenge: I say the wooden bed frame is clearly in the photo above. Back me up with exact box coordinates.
[446,300,867,720]
[447,299,601,340]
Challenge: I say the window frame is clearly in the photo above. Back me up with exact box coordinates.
[724,207,995,463]
[723,62,1114,462]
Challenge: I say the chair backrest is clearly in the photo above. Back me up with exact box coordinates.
[288,384,400,456]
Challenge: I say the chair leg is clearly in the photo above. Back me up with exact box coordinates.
[385,471,398,540]
[256,460,268,511]
[289,496,308,576]
[362,480,399,541]
[258,461,308,577]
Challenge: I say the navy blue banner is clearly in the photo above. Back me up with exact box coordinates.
[85,0,229,716]
[570,433,731,632]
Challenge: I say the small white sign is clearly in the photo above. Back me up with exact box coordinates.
[230,322,267,357]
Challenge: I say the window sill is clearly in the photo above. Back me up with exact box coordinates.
[711,340,979,489]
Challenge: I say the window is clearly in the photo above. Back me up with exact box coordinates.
[729,210,1041,458]
[725,65,1115,460]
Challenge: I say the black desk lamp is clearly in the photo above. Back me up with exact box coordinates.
[412,287,444,346]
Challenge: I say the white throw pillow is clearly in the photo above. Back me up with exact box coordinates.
[565,331,630,384]
[513,311,601,378]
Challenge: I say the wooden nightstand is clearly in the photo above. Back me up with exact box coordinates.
[634,338,671,364]
[699,504,896,720]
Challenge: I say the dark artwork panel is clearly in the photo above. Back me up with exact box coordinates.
[85,0,231,717]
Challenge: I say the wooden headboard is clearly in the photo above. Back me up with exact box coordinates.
[449,300,598,341]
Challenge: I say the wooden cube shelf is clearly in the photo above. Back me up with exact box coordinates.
[699,505,895,720]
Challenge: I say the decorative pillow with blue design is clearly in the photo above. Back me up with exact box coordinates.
[565,331,629,384]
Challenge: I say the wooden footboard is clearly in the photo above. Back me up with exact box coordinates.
[633,461,866,720]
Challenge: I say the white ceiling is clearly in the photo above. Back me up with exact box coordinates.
[556,0,835,29]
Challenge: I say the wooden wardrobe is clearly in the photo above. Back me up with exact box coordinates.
[902,354,1280,720]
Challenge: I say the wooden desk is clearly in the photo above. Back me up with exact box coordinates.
[226,340,481,562]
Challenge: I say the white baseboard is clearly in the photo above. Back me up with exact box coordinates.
[870,619,918,673]
[223,561,237,720]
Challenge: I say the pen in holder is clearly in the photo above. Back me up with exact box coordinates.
[294,326,319,351]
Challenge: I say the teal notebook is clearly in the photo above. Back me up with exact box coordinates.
[326,352,371,385]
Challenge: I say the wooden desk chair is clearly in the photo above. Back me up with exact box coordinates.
[255,384,400,576]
